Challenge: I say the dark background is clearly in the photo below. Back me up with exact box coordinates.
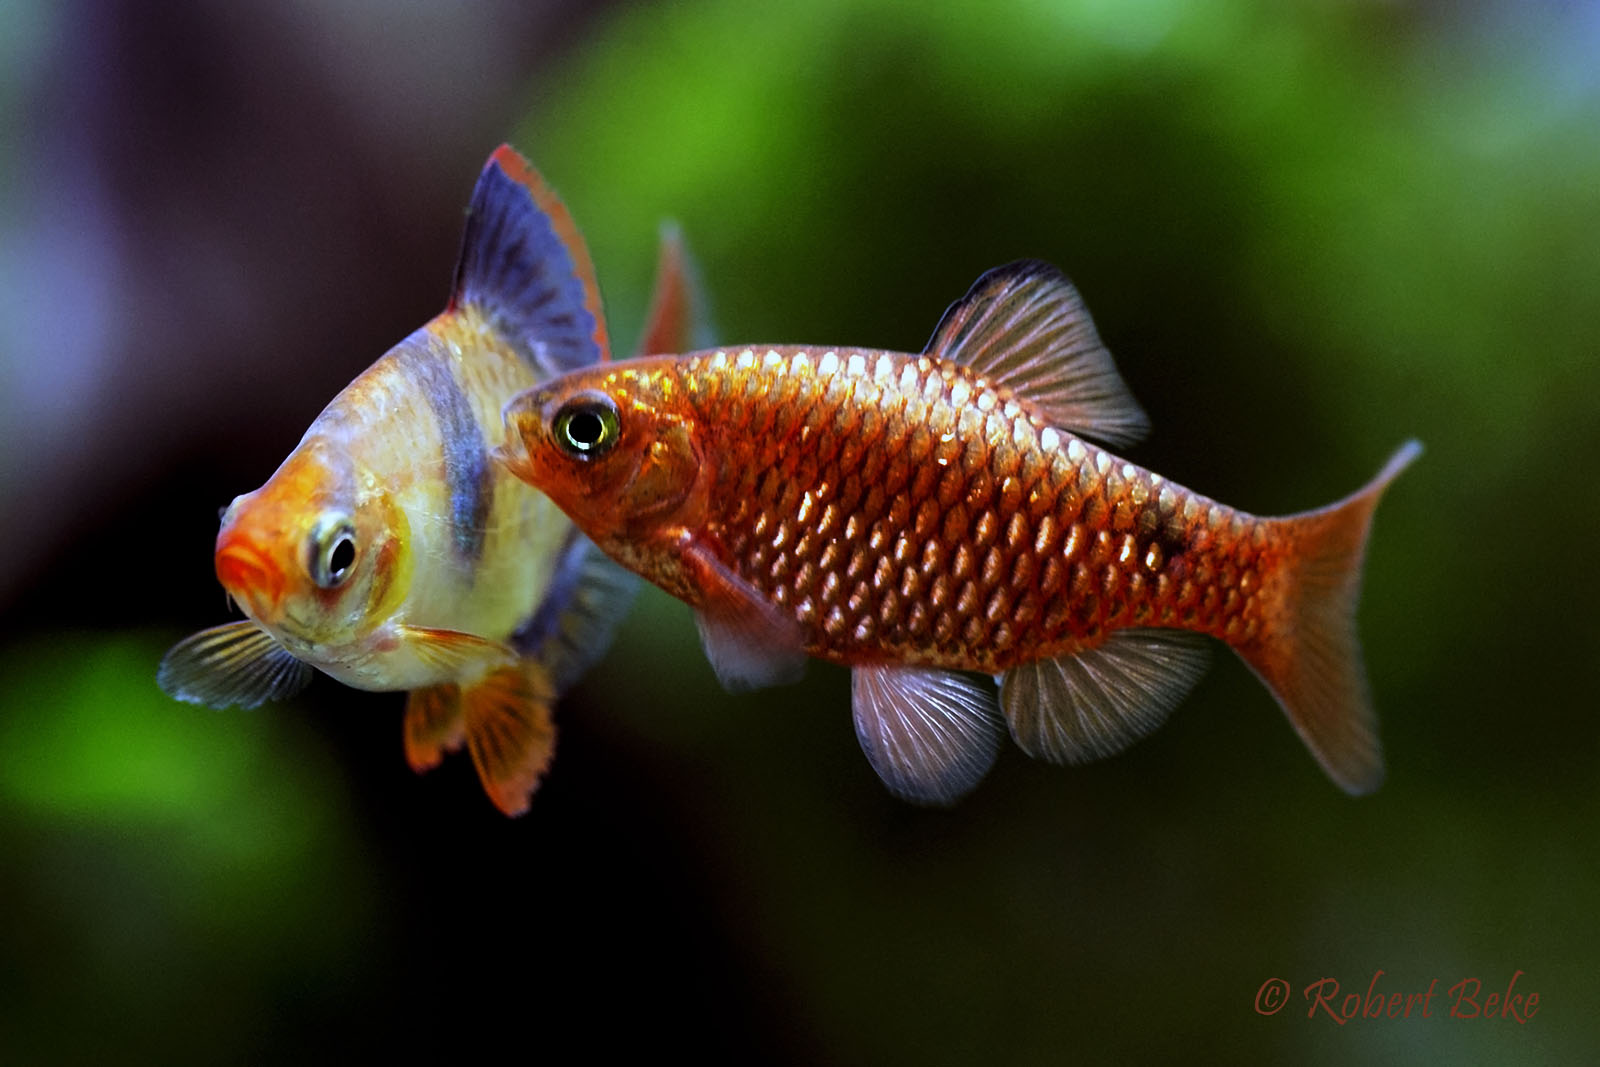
[2,1,1595,1062]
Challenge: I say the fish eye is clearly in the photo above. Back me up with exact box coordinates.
[309,515,358,590]
[552,392,620,459]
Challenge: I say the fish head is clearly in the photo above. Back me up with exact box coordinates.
[499,360,703,543]
[215,439,411,653]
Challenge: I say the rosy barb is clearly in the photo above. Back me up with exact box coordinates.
[501,261,1419,804]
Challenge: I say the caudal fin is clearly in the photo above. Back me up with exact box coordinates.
[1234,441,1422,795]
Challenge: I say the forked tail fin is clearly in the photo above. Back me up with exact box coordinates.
[1234,440,1422,795]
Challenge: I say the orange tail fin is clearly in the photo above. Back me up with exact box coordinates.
[1234,441,1421,795]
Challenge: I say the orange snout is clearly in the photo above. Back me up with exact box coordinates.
[215,532,285,618]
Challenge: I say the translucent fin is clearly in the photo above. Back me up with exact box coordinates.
[852,665,1004,806]
[397,625,517,677]
[693,608,808,692]
[512,534,640,694]
[157,621,313,709]
[1000,629,1210,764]
[1233,440,1422,795]
[924,260,1149,448]
[633,222,715,357]
[404,683,466,773]
[461,663,558,817]
[685,539,807,692]
[449,144,608,375]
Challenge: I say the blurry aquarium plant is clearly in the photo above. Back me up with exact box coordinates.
[504,0,1599,1062]
[0,634,381,1063]
[0,0,1595,1063]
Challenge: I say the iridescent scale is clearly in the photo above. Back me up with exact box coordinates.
[678,347,1282,674]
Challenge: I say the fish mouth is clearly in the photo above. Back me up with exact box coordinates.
[214,534,285,619]
[491,440,538,486]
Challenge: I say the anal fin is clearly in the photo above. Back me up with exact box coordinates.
[1000,629,1210,765]
[853,664,1005,805]
[513,534,639,695]
[461,662,558,817]
[404,683,467,773]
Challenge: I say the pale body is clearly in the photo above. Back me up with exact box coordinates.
[245,307,567,691]
[158,144,688,815]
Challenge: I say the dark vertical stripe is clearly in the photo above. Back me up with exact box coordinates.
[396,335,493,562]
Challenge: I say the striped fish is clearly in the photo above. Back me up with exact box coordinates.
[159,145,705,815]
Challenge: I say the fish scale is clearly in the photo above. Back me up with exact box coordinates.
[503,258,1420,802]
[684,346,1264,673]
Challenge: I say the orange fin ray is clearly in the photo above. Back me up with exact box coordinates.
[157,621,313,709]
[685,538,807,692]
[404,683,467,773]
[924,260,1149,448]
[1000,629,1210,765]
[633,223,714,358]
[1234,440,1423,795]
[462,663,558,817]
[852,665,1005,806]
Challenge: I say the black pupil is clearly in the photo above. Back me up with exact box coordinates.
[329,537,355,578]
[565,409,605,449]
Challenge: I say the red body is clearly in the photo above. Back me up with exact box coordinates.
[668,347,1276,672]
[502,260,1417,802]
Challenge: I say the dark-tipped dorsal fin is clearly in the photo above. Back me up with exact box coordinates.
[924,260,1149,448]
[449,144,609,375]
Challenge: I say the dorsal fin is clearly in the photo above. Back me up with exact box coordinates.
[633,222,716,357]
[924,260,1149,448]
[449,144,609,375]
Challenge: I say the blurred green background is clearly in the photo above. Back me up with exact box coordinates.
[2,0,1595,1062]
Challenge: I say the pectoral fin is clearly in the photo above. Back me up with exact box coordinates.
[461,663,558,817]
[852,664,1004,805]
[404,683,467,773]
[157,621,313,709]
[1000,629,1210,764]
[683,538,807,691]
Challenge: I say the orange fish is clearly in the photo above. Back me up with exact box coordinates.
[159,145,706,815]
[499,260,1419,804]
